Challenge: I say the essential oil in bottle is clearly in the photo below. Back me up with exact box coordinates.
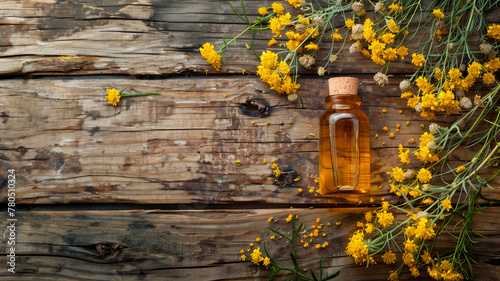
[319,77,370,194]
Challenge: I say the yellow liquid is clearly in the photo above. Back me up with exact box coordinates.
[319,95,370,194]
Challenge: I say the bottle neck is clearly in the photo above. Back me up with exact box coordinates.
[325,95,362,109]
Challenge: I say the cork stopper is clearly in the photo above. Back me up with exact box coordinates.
[328,77,358,96]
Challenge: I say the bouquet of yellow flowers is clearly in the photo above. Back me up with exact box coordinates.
[201,1,499,280]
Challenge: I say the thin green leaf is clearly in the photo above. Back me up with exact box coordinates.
[310,269,318,281]
[290,253,300,272]
[241,0,250,23]
[323,270,340,280]
[267,227,291,241]
[229,2,247,23]
[319,256,324,279]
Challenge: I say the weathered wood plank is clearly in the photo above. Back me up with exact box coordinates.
[0,207,498,280]
[1,76,496,204]
[1,0,497,76]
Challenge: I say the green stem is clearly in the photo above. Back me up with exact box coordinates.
[121,93,162,97]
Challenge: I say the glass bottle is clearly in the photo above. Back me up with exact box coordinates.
[319,77,370,194]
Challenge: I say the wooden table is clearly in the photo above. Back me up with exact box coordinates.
[0,1,499,280]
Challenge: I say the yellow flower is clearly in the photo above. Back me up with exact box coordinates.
[199,43,222,71]
[398,144,411,164]
[396,46,408,59]
[332,29,343,41]
[421,250,432,264]
[455,166,466,174]
[382,201,390,210]
[467,61,483,79]
[345,230,370,264]
[268,38,278,47]
[363,27,376,42]
[376,210,394,228]
[345,19,354,30]
[422,197,434,204]
[305,42,319,51]
[271,2,284,15]
[411,53,425,67]
[403,251,415,267]
[287,0,302,8]
[250,247,264,264]
[447,68,462,80]
[441,197,452,211]
[263,256,271,266]
[433,9,445,19]
[382,251,396,264]
[388,271,399,281]
[364,223,373,234]
[379,33,395,44]
[484,57,500,73]
[258,7,268,16]
[365,211,373,222]
[417,168,432,183]
[483,72,496,85]
[105,88,121,106]
[410,266,420,278]
[404,239,419,253]
[388,3,402,13]
[391,167,405,182]
[387,19,399,33]
[487,23,500,40]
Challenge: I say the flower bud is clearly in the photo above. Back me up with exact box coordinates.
[459,64,466,72]
[474,95,483,107]
[488,52,497,60]
[455,90,465,97]
[374,72,389,86]
[375,2,383,12]
[288,93,298,101]
[417,211,429,219]
[422,184,430,191]
[459,97,473,109]
[414,102,423,113]
[448,42,454,50]
[352,2,364,13]
[295,24,306,34]
[329,54,337,62]
[298,55,315,69]
[480,43,493,55]
[399,79,411,92]
[313,16,325,28]
[352,24,363,34]
[317,66,325,76]
[427,140,438,150]
[404,169,415,180]
[429,123,439,135]
[349,43,360,54]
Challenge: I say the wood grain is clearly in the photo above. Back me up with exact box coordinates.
[1,76,497,205]
[0,207,498,280]
[0,1,499,280]
[0,0,496,76]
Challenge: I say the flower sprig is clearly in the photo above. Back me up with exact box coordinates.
[347,83,500,280]
[200,0,359,100]
[244,214,340,281]
[105,88,161,106]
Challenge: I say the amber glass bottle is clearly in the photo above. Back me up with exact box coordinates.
[319,77,370,194]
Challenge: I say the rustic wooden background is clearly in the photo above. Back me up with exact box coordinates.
[0,1,499,280]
